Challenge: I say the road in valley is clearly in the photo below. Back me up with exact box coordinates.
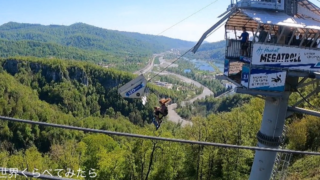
[133,54,159,75]
[134,54,214,127]
[154,71,214,127]
[167,103,192,127]
[154,71,214,105]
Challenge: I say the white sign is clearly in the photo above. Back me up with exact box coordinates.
[249,69,286,91]
[238,1,284,10]
[250,2,284,10]
[252,44,320,71]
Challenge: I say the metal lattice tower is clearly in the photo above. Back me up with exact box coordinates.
[270,125,292,180]
[192,0,320,179]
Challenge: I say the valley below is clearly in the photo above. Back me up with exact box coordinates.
[0,21,318,180]
[136,53,217,127]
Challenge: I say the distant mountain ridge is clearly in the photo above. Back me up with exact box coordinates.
[0,21,226,71]
[0,22,195,56]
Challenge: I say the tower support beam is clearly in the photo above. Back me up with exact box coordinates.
[249,92,291,180]
[288,106,320,118]
[292,86,320,107]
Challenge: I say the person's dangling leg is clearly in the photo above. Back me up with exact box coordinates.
[154,108,161,124]
[159,118,162,124]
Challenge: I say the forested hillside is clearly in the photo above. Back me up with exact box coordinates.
[0,22,194,56]
[0,38,122,62]
[0,22,194,54]
[0,22,319,179]
[0,56,318,179]
[0,57,188,126]
[0,22,196,72]
[176,94,252,119]
[0,56,257,179]
[185,40,225,62]
[0,22,228,72]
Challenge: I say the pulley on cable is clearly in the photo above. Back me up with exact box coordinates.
[118,74,149,105]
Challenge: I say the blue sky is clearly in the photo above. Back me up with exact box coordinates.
[0,0,319,42]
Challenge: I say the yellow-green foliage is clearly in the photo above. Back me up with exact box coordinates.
[0,62,264,179]
[0,57,319,179]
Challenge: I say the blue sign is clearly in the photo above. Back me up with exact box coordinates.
[126,83,145,97]
[249,68,286,92]
[239,56,251,64]
[224,59,229,76]
[241,65,250,87]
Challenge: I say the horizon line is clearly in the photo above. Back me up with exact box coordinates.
[0,21,226,43]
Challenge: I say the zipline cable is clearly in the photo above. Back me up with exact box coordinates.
[147,48,192,82]
[147,0,223,81]
[157,0,220,35]
[148,16,226,82]
[147,21,225,82]
[1,115,320,155]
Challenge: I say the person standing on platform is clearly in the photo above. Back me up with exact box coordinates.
[238,27,249,57]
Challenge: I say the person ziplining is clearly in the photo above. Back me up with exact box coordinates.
[118,74,171,130]
[117,43,193,130]
[153,98,171,130]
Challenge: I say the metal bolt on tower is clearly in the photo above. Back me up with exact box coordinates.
[192,0,320,179]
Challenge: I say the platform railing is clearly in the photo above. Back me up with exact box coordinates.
[226,39,253,59]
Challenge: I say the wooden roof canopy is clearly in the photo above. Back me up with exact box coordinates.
[191,0,320,53]
[298,0,320,17]
[225,3,320,36]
